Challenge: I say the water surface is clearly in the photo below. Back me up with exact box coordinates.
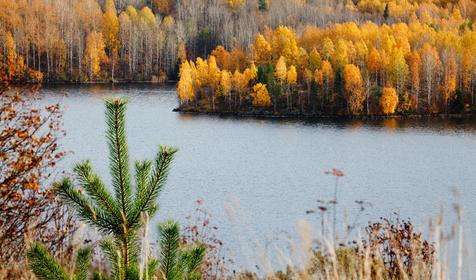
[40,84,476,271]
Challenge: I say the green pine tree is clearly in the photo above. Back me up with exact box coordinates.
[55,97,177,276]
[27,98,205,280]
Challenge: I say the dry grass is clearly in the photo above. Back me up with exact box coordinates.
[230,211,467,280]
[0,168,471,280]
[228,174,469,280]
[0,201,470,280]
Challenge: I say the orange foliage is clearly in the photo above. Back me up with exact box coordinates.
[380,87,399,114]
[0,84,75,266]
[343,64,365,115]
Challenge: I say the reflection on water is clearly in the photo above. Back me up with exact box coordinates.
[38,84,476,270]
[382,118,398,131]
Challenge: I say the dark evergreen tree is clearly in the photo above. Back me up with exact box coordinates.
[258,0,268,11]
[450,90,465,113]
[383,3,389,21]
[258,64,281,111]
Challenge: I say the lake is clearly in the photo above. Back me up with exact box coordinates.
[39,84,476,272]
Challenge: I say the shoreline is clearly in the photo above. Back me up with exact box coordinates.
[38,80,177,85]
[173,108,476,121]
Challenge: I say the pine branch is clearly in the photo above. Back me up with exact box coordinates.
[159,220,180,280]
[100,239,123,280]
[105,98,132,218]
[133,160,152,207]
[182,243,206,276]
[54,178,118,234]
[125,229,141,267]
[125,265,140,280]
[130,146,177,226]
[74,247,91,280]
[146,259,159,280]
[105,98,134,268]
[26,242,70,280]
[73,161,122,224]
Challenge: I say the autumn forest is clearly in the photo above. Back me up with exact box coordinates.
[0,0,475,115]
[176,2,476,116]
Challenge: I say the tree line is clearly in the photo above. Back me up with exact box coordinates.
[1,0,475,84]
[177,18,476,116]
[0,0,179,82]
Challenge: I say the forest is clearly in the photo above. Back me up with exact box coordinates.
[177,20,476,116]
[0,0,475,89]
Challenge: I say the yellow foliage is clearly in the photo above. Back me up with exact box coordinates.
[441,53,457,106]
[104,0,117,14]
[409,50,420,97]
[462,50,473,94]
[245,63,258,81]
[301,26,321,51]
[389,48,409,93]
[321,60,334,84]
[321,37,335,61]
[218,70,232,97]
[232,70,250,94]
[314,69,323,85]
[380,87,399,114]
[271,26,299,64]
[343,64,365,115]
[275,56,287,83]
[16,55,25,77]
[178,61,195,103]
[357,0,385,14]
[355,41,368,65]
[367,47,381,77]
[308,48,322,71]
[296,47,309,70]
[304,69,313,83]
[333,39,349,69]
[207,55,221,89]
[227,0,245,11]
[162,15,175,30]
[287,65,297,86]
[251,83,272,107]
[382,34,396,54]
[125,5,138,21]
[252,34,272,64]
[140,6,156,26]
[195,57,209,88]
[5,31,15,78]
[103,10,120,52]
[83,31,107,79]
